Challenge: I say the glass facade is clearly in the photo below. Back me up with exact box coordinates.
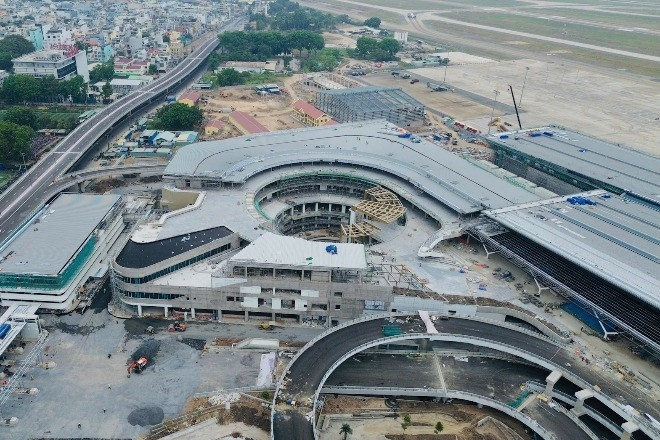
[0,236,96,291]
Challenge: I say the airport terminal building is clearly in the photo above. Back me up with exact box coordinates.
[0,193,124,311]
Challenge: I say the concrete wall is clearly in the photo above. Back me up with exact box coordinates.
[118,273,392,321]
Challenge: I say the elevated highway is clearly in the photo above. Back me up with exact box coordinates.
[0,18,242,243]
[272,313,659,440]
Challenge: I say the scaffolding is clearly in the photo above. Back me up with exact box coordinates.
[340,186,406,243]
[340,222,381,241]
[353,186,407,223]
[315,86,425,127]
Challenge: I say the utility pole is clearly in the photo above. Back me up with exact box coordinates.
[487,90,500,135]
[518,66,529,107]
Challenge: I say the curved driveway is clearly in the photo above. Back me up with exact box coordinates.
[0,21,242,243]
[272,314,658,440]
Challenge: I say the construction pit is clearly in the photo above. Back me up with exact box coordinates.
[198,85,305,140]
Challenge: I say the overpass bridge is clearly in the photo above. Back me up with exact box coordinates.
[271,313,659,440]
[0,17,243,244]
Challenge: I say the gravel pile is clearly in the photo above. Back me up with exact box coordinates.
[127,406,164,426]
[131,339,161,366]
[179,337,206,351]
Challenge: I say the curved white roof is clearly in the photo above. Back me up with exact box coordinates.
[165,120,542,214]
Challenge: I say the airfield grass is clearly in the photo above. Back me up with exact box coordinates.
[306,0,406,24]
[528,8,660,31]
[426,20,660,78]
[440,11,659,56]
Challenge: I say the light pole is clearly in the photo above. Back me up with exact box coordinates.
[443,61,448,83]
[518,66,529,107]
[487,89,500,135]
[20,152,27,171]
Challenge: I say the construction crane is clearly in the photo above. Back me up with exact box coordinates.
[127,357,148,376]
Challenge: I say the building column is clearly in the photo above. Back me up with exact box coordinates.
[190,308,196,319]
[572,389,593,416]
[620,421,638,440]
[545,370,562,395]
[137,304,143,317]
[302,204,305,213]
[328,203,332,213]
[244,311,249,321]
[163,306,168,318]
[217,309,222,321]
[244,266,248,277]
[301,269,304,281]
[315,202,318,212]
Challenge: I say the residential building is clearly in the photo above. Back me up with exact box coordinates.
[292,99,335,127]
[12,48,90,82]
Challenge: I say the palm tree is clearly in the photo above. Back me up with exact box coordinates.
[401,414,412,438]
[339,423,352,440]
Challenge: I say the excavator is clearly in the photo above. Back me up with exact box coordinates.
[167,322,186,332]
[127,357,148,376]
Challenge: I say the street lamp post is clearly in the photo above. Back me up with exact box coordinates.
[487,89,500,135]
[518,66,529,107]
[443,62,448,83]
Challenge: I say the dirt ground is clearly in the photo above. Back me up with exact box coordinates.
[319,397,531,440]
[198,86,305,139]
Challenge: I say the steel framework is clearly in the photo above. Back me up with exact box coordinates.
[315,86,425,127]
[467,223,660,359]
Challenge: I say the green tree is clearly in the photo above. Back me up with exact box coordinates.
[208,52,221,71]
[363,17,381,28]
[102,81,113,99]
[62,75,88,103]
[379,38,400,57]
[216,68,245,87]
[154,103,203,131]
[1,74,40,103]
[74,40,88,51]
[339,423,352,440]
[39,75,61,103]
[2,107,37,129]
[89,61,114,83]
[148,63,158,75]
[401,414,412,438]
[0,35,34,70]
[0,52,13,71]
[434,421,444,435]
[0,121,34,162]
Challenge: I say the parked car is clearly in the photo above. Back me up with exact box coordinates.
[410,78,420,84]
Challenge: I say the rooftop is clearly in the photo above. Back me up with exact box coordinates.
[115,226,233,269]
[165,120,542,214]
[230,232,367,270]
[483,190,660,310]
[487,127,660,202]
[13,49,73,62]
[293,99,326,120]
[230,111,269,134]
[0,194,122,276]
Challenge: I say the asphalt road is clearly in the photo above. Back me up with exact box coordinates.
[273,315,659,440]
[0,19,243,244]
